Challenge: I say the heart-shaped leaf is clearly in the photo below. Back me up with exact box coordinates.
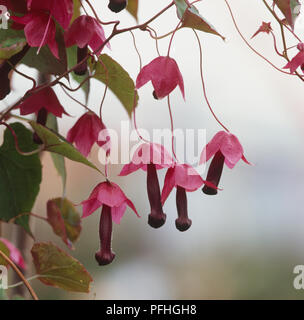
[47,198,82,249]
[90,54,139,117]
[0,123,42,234]
[31,242,93,292]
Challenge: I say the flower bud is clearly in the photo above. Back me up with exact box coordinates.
[175,186,192,232]
[74,46,88,76]
[95,205,116,265]
[202,151,225,195]
[152,90,159,100]
[108,0,128,13]
[147,164,166,228]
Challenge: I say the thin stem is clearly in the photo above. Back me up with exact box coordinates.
[85,0,120,25]
[270,31,284,58]
[147,26,179,41]
[145,27,161,56]
[193,30,229,132]
[167,95,178,161]
[29,212,48,222]
[56,73,93,92]
[167,20,183,56]
[133,91,149,143]
[130,30,143,71]
[224,0,293,76]
[8,275,41,289]
[262,0,302,42]
[97,57,109,120]
[0,250,38,300]
[6,60,36,89]
[60,85,92,112]
[0,122,44,156]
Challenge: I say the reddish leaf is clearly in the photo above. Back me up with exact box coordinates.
[274,0,301,29]
[31,242,93,293]
[47,198,82,249]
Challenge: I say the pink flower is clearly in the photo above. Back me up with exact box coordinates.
[199,131,249,195]
[65,15,108,75]
[136,56,185,100]
[161,163,216,231]
[16,86,67,118]
[11,12,59,58]
[120,142,174,228]
[0,238,26,270]
[283,43,304,74]
[108,0,128,13]
[67,112,111,158]
[81,181,139,265]
[65,15,108,55]
[27,0,74,30]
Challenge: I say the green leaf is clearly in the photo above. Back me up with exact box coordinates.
[67,46,90,104]
[21,28,68,76]
[47,198,82,249]
[90,54,139,117]
[46,114,67,192]
[127,0,139,21]
[31,242,93,292]
[174,0,224,40]
[274,0,301,29]
[0,240,10,267]
[0,28,26,60]
[29,121,102,174]
[0,123,42,234]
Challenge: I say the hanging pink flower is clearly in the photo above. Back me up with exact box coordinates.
[81,181,139,265]
[120,142,173,228]
[283,43,304,74]
[199,131,249,195]
[16,86,67,118]
[67,112,111,158]
[65,15,108,55]
[27,0,74,30]
[161,163,216,231]
[11,12,59,58]
[64,15,109,75]
[136,56,185,100]
[0,238,26,270]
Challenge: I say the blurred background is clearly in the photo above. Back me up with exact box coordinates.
[2,0,304,299]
